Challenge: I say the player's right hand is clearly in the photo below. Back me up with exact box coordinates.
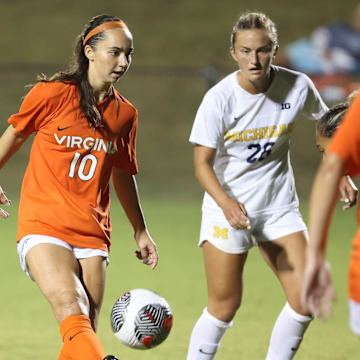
[134,228,158,269]
[221,198,250,230]
[0,186,10,219]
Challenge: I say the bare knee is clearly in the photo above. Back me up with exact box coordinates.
[208,296,241,323]
[288,296,311,316]
[47,288,90,323]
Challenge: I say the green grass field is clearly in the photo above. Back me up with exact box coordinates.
[0,197,359,359]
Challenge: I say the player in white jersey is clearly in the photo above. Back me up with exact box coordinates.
[186,12,357,360]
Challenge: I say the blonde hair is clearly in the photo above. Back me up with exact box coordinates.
[230,12,278,48]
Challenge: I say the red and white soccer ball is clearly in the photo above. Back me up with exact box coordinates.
[111,288,173,350]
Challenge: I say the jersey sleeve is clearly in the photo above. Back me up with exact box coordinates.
[301,74,328,120]
[8,82,65,135]
[112,110,138,175]
[328,93,360,177]
[189,91,223,149]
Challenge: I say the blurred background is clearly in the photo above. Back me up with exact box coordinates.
[1,0,360,202]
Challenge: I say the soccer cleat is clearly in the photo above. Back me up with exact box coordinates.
[103,356,118,360]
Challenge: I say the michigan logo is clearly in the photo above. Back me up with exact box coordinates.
[214,226,228,239]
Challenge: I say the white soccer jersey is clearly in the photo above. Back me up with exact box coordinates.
[189,65,328,214]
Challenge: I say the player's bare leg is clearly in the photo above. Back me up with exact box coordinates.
[259,231,313,360]
[79,256,107,331]
[26,244,107,359]
[187,240,248,359]
[26,244,89,322]
[203,241,248,322]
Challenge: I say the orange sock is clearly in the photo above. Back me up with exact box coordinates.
[58,314,106,360]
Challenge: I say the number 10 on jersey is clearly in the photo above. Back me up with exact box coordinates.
[68,152,98,181]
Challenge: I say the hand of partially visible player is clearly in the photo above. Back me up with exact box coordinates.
[134,228,158,269]
[301,254,336,320]
[0,185,10,219]
[339,175,358,210]
[221,197,250,230]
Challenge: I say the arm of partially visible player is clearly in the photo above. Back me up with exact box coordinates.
[0,124,29,219]
[111,167,158,269]
[338,175,358,210]
[194,144,250,230]
[302,152,345,318]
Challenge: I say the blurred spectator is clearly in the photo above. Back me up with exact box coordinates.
[279,4,360,76]
[275,4,360,103]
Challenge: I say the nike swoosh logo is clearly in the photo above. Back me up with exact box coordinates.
[199,349,216,355]
[57,126,72,131]
[69,331,87,341]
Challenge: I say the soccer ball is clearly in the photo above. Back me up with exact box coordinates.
[110,288,173,349]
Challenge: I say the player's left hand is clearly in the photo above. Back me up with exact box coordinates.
[301,254,336,320]
[339,175,358,210]
[134,228,158,269]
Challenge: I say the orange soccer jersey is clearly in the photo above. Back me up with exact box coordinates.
[8,81,138,251]
[329,92,360,302]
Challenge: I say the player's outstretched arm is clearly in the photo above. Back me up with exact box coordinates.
[194,144,250,230]
[302,152,345,318]
[0,125,29,219]
[111,167,158,269]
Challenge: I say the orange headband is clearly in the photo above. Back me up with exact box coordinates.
[83,21,128,45]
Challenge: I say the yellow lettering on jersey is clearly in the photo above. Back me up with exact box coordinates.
[243,129,254,141]
[224,123,293,143]
[253,128,264,140]
[225,131,244,142]
[225,131,237,142]
[214,226,228,239]
[263,127,269,139]
[270,126,278,138]
[278,124,287,136]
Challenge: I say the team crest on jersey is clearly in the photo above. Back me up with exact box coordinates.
[214,226,228,239]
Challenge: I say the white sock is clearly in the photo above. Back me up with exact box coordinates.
[266,302,313,360]
[349,298,360,336]
[186,307,233,360]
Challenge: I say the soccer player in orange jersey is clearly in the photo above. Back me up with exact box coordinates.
[0,14,158,360]
[302,93,360,336]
